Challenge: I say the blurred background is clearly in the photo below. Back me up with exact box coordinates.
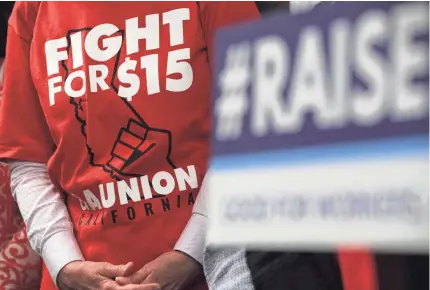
[0,2,14,58]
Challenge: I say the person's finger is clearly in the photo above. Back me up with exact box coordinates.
[116,275,139,286]
[115,276,132,286]
[118,283,161,290]
[115,268,149,286]
[121,262,136,277]
[98,262,134,278]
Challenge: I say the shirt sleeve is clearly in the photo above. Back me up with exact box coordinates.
[174,176,208,265]
[9,160,84,286]
[204,247,255,290]
[174,3,260,265]
[198,1,261,66]
[0,2,55,163]
[176,177,255,289]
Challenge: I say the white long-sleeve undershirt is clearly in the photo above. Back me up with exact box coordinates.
[8,160,206,285]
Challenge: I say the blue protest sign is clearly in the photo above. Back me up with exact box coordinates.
[208,1,429,252]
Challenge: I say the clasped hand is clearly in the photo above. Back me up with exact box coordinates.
[57,251,201,290]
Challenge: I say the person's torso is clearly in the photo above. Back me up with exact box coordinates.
[30,3,210,289]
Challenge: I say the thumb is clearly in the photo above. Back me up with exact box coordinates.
[98,262,134,278]
[121,262,136,277]
[116,276,133,286]
[116,268,149,285]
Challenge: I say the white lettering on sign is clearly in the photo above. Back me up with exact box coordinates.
[215,3,429,140]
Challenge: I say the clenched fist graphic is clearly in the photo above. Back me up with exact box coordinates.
[61,27,177,181]
[107,118,176,179]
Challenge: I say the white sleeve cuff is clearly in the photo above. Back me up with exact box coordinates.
[41,230,85,286]
[174,213,208,265]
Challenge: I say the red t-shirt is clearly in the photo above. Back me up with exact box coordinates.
[0,2,260,289]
